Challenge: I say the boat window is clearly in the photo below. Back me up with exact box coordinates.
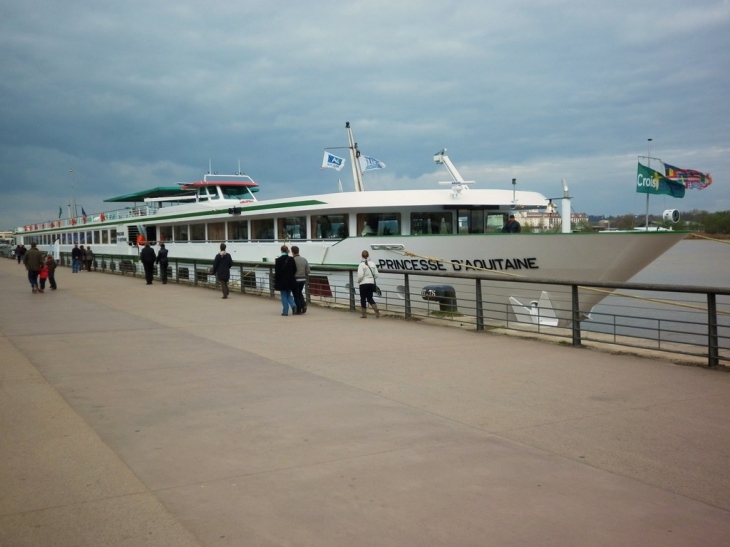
[278,216,306,240]
[208,222,225,241]
[251,219,274,240]
[486,213,507,233]
[191,224,206,241]
[159,226,172,243]
[93,231,100,244]
[221,185,254,200]
[110,229,117,244]
[229,220,248,241]
[174,224,189,242]
[102,230,109,244]
[457,209,486,234]
[410,212,453,235]
[86,231,92,244]
[312,214,348,239]
[207,187,220,200]
[357,213,401,236]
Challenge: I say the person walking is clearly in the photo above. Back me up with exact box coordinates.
[357,250,380,318]
[85,246,95,271]
[45,254,58,290]
[71,243,82,273]
[23,242,43,293]
[291,245,310,315]
[156,243,169,284]
[212,243,233,299]
[140,242,157,284]
[15,244,25,264]
[274,245,297,316]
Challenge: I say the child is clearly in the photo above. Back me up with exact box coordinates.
[45,254,58,290]
[38,261,49,293]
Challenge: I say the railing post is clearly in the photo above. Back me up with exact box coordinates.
[708,292,719,367]
[475,278,484,332]
[404,273,411,320]
[571,284,582,347]
[348,271,356,311]
[268,265,275,298]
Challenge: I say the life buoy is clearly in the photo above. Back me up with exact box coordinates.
[71,218,76,225]
[136,234,146,246]
[100,213,106,222]
[83,216,87,224]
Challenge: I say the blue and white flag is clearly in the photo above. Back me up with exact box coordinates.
[358,155,386,172]
[321,151,345,171]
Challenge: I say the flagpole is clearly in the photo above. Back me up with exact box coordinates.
[69,168,78,219]
[645,139,652,229]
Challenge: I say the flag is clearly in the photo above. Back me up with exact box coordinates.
[81,207,87,216]
[358,155,386,172]
[321,151,345,171]
[664,163,713,190]
[636,163,685,198]
[58,206,62,219]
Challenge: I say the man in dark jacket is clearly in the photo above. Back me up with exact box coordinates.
[23,242,43,293]
[274,245,297,316]
[502,214,522,233]
[71,243,82,272]
[156,243,169,284]
[140,243,157,284]
[212,243,233,299]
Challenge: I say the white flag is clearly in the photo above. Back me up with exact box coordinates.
[321,151,345,171]
[358,155,386,172]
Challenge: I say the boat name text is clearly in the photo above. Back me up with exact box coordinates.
[378,258,538,272]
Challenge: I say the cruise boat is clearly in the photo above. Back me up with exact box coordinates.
[14,123,687,325]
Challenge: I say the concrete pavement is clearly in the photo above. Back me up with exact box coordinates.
[1,258,729,546]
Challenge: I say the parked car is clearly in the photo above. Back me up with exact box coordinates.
[0,245,15,258]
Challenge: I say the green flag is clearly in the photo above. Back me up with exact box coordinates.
[58,206,62,219]
[636,163,685,198]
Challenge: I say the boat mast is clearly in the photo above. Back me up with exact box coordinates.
[346,122,365,192]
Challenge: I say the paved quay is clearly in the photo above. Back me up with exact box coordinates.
[1,258,729,547]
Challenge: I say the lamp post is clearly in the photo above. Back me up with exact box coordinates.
[645,139,652,229]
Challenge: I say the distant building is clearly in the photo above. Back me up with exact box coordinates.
[515,210,589,232]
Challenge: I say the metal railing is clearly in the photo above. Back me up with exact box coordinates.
[57,252,730,368]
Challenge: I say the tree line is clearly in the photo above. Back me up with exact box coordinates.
[587,210,730,234]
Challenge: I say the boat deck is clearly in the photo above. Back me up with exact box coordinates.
[2,258,729,546]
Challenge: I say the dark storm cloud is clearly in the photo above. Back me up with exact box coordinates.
[1,0,728,229]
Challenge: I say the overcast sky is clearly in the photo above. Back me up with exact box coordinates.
[1,0,728,230]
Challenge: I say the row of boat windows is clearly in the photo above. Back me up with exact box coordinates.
[155,211,509,242]
[188,186,255,200]
[21,210,511,245]
[23,229,118,246]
